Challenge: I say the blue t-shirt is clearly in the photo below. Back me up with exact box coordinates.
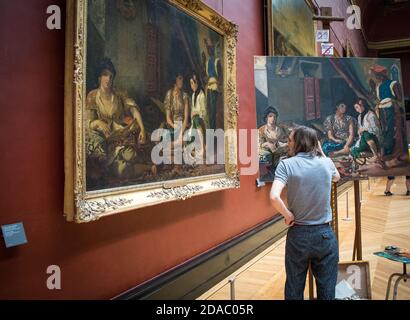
[273,153,338,225]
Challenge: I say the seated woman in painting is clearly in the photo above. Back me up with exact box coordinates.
[185,71,208,160]
[350,99,383,165]
[164,72,190,146]
[86,58,153,184]
[258,106,288,168]
[322,102,355,157]
[189,72,209,129]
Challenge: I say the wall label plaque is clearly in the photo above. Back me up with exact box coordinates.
[1,222,28,248]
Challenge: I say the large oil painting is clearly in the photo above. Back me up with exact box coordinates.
[267,0,316,56]
[64,0,239,222]
[255,56,410,182]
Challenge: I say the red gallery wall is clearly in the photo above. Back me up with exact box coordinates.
[0,0,274,299]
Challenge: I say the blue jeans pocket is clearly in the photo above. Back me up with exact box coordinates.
[320,230,337,248]
[321,232,330,240]
[320,230,338,253]
[320,229,333,239]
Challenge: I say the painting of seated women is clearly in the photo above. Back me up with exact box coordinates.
[86,58,155,190]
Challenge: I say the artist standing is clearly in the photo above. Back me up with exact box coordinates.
[270,126,341,300]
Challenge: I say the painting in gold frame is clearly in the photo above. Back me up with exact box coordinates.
[64,0,239,223]
[266,0,317,56]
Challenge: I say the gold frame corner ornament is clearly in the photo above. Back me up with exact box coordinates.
[64,0,239,223]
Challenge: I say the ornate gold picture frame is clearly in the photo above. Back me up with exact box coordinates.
[64,0,239,223]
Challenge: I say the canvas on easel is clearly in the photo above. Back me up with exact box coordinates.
[254,56,410,182]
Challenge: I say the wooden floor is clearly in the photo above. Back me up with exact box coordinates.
[198,177,410,300]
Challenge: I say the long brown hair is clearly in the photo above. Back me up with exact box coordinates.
[292,126,322,157]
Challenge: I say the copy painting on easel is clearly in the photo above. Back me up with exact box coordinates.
[254,56,410,182]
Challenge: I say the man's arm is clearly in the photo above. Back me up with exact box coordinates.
[270,180,295,226]
[332,169,341,183]
[318,141,341,182]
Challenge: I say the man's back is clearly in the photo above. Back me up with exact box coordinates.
[274,153,337,225]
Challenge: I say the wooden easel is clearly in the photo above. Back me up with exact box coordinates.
[352,180,363,261]
[308,179,363,299]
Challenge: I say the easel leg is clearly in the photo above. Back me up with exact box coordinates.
[331,182,339,241]
[352,231,357,261]
[354,180,362,260]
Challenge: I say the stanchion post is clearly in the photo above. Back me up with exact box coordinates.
[342,190,352,221]
[228,277,236,300]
